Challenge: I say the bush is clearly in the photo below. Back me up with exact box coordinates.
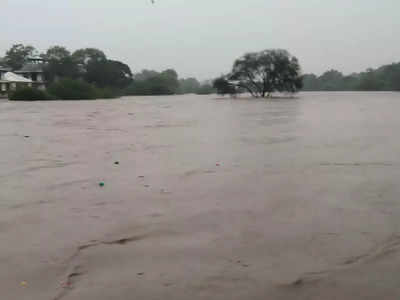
[9,87,55,101]
[48,78,98,100]
[95,87,122,99]
[48,79,121,100]
[195,84,216,95]
[125,76,178,96]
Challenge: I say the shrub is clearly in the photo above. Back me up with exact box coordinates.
[48,78,98,100]
[96,87,121,99]
[195,84,216,95]
[9,87,55,101]
[125,76,177,96]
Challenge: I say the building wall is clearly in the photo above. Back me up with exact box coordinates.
[18,72,45,84]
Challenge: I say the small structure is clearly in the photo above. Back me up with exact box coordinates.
[0,66,11,97]
[14,57,46,90]
[0,57,46,98]
[0,71,33,97]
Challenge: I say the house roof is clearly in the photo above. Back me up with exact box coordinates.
[15,63,45,73]
[3,72,33,83]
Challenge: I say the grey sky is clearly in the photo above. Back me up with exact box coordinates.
[1,0,400,79]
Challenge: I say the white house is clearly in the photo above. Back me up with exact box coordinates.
[0,57,46,97]
[0,69,33,98]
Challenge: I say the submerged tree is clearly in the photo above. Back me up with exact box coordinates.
[227,49,302,98]
[213,77,236,96]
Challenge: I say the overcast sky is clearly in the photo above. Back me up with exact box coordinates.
[1,0,400,79]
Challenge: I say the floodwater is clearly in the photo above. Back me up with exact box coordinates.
[1,92,400,299]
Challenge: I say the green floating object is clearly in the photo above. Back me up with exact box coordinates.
[99,182,105,187]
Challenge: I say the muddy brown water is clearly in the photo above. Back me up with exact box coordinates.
[1,92,400,299]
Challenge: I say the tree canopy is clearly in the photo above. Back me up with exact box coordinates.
[44,46,71,61]
[179,77,201,94]
[85,59,133,88]
[227,49,303,98]
[40,45,134,89]
[4,44,37,70]
[213,77,236,96]
[72,48,107,66]
[2,43,223,98]
[43,46,80,82]
[302,63,400,91]
[126,69,180,95]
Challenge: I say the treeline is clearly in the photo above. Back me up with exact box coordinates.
[303,63,400,91]
[126,69,215,96]
[1,44,215,100]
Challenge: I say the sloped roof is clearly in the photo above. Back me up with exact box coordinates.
[15,63,45,73]
[3,72,32,83]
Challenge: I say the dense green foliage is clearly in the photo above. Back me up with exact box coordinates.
[47,79,120,100]
[72,48,107,67]
[126,70,216,96]
[97,88,122,99]
[44,50,81,82]
[4,43,400,99]
[9,87,55,101]
[125,69,179,95]
[85,60,133,88]
[178,78,201,94]
[42,46,133,90]
[48,79,97,100]
[226,49,303,98]
[4,44,36,70]
[3,43,219,98]
[178,78,217,95]
[9,80,119,101]
[213,77,237,96]
[303,63,400,91]
[5,43,218,97]
[195,83,216,95]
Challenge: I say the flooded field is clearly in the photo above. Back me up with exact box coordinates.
[1,92,400,299]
